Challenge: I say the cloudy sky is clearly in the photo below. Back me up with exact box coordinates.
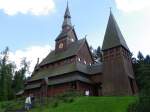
[0,0,149,75]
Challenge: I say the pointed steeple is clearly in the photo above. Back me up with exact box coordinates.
[62,2,72,29]
[102,10,129,51]
[55,2,78,42]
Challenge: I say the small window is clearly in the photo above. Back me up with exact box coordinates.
[78,58,81,62]
[71,38,74,42]
[84,60,87,64]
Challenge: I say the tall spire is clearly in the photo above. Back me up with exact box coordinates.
[55,2,78,41]
[62,2,72,29]
[102,10,129,51]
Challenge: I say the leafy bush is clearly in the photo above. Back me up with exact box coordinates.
[128,101,138,112]
[67,97,74,103]
[52,101,58,108]
[128,96,150,112]
[136,96,150,112]
[53,90,80,104]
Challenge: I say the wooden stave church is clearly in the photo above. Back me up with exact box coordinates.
[24,4,138,97]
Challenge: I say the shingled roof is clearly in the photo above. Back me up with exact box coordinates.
[40,39,85,66]
[26,71,93,90]
[30,61,102,82]
[102,11,129,51]
[25,83,41,90]
[55,27,77,41]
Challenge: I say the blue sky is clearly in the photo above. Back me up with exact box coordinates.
[0,0,115,51]
[0,0,149,74]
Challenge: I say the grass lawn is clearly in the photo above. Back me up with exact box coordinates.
[31,96,137,112]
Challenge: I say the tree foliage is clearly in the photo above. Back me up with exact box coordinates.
[0,47,29,101]
[90,46,102,63]
[0,47,14,100]
[131,51,150,112]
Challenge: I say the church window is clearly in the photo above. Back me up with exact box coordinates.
[78,58,81,62]
[84,60,87,64]
[71,38,74,42]
[59,43,64,49]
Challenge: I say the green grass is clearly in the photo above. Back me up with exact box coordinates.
[31,96,137,112]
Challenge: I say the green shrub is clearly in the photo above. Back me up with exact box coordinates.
[0,102,11,109]
[52,101,58,108]
[136,97,150,112]
[128,96,150,112]
[67,97,74,103]
[128,101,138,112]
[55,90,81,101]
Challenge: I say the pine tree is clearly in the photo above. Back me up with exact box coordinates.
[144,55,150,64]
[133,52,150,112]
[12,58,29,94]
[0,47,15,100]
[96,46,102,62]
[137,51,144,62]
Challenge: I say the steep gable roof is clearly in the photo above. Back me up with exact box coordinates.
[40,39,85,66]
[102,11,129,51]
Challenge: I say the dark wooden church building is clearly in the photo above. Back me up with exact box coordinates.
[24,4,138,97]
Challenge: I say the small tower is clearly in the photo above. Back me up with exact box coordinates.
[102,11,138,95]
[55,3,78,53]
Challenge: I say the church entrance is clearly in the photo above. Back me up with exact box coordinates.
[93,83,102,96]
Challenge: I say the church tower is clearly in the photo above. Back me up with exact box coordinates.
[55,3,78,53]
[102,11,138,95]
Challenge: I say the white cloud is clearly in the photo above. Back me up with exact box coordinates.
[0,0,55,16]
[9,45,51,76]
[115,0,150,13]
[114,0,150,56]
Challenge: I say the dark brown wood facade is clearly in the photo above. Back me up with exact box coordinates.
[24,5,138,98]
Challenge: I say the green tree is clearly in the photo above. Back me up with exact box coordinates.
[144,55,150,64]
[12,58,29,94]
[136,64,150,112]
[131,52,150,112]
[90,46,102,63]
[137,51,144,62]
[0,47,15,100]
[96,46,102,62]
